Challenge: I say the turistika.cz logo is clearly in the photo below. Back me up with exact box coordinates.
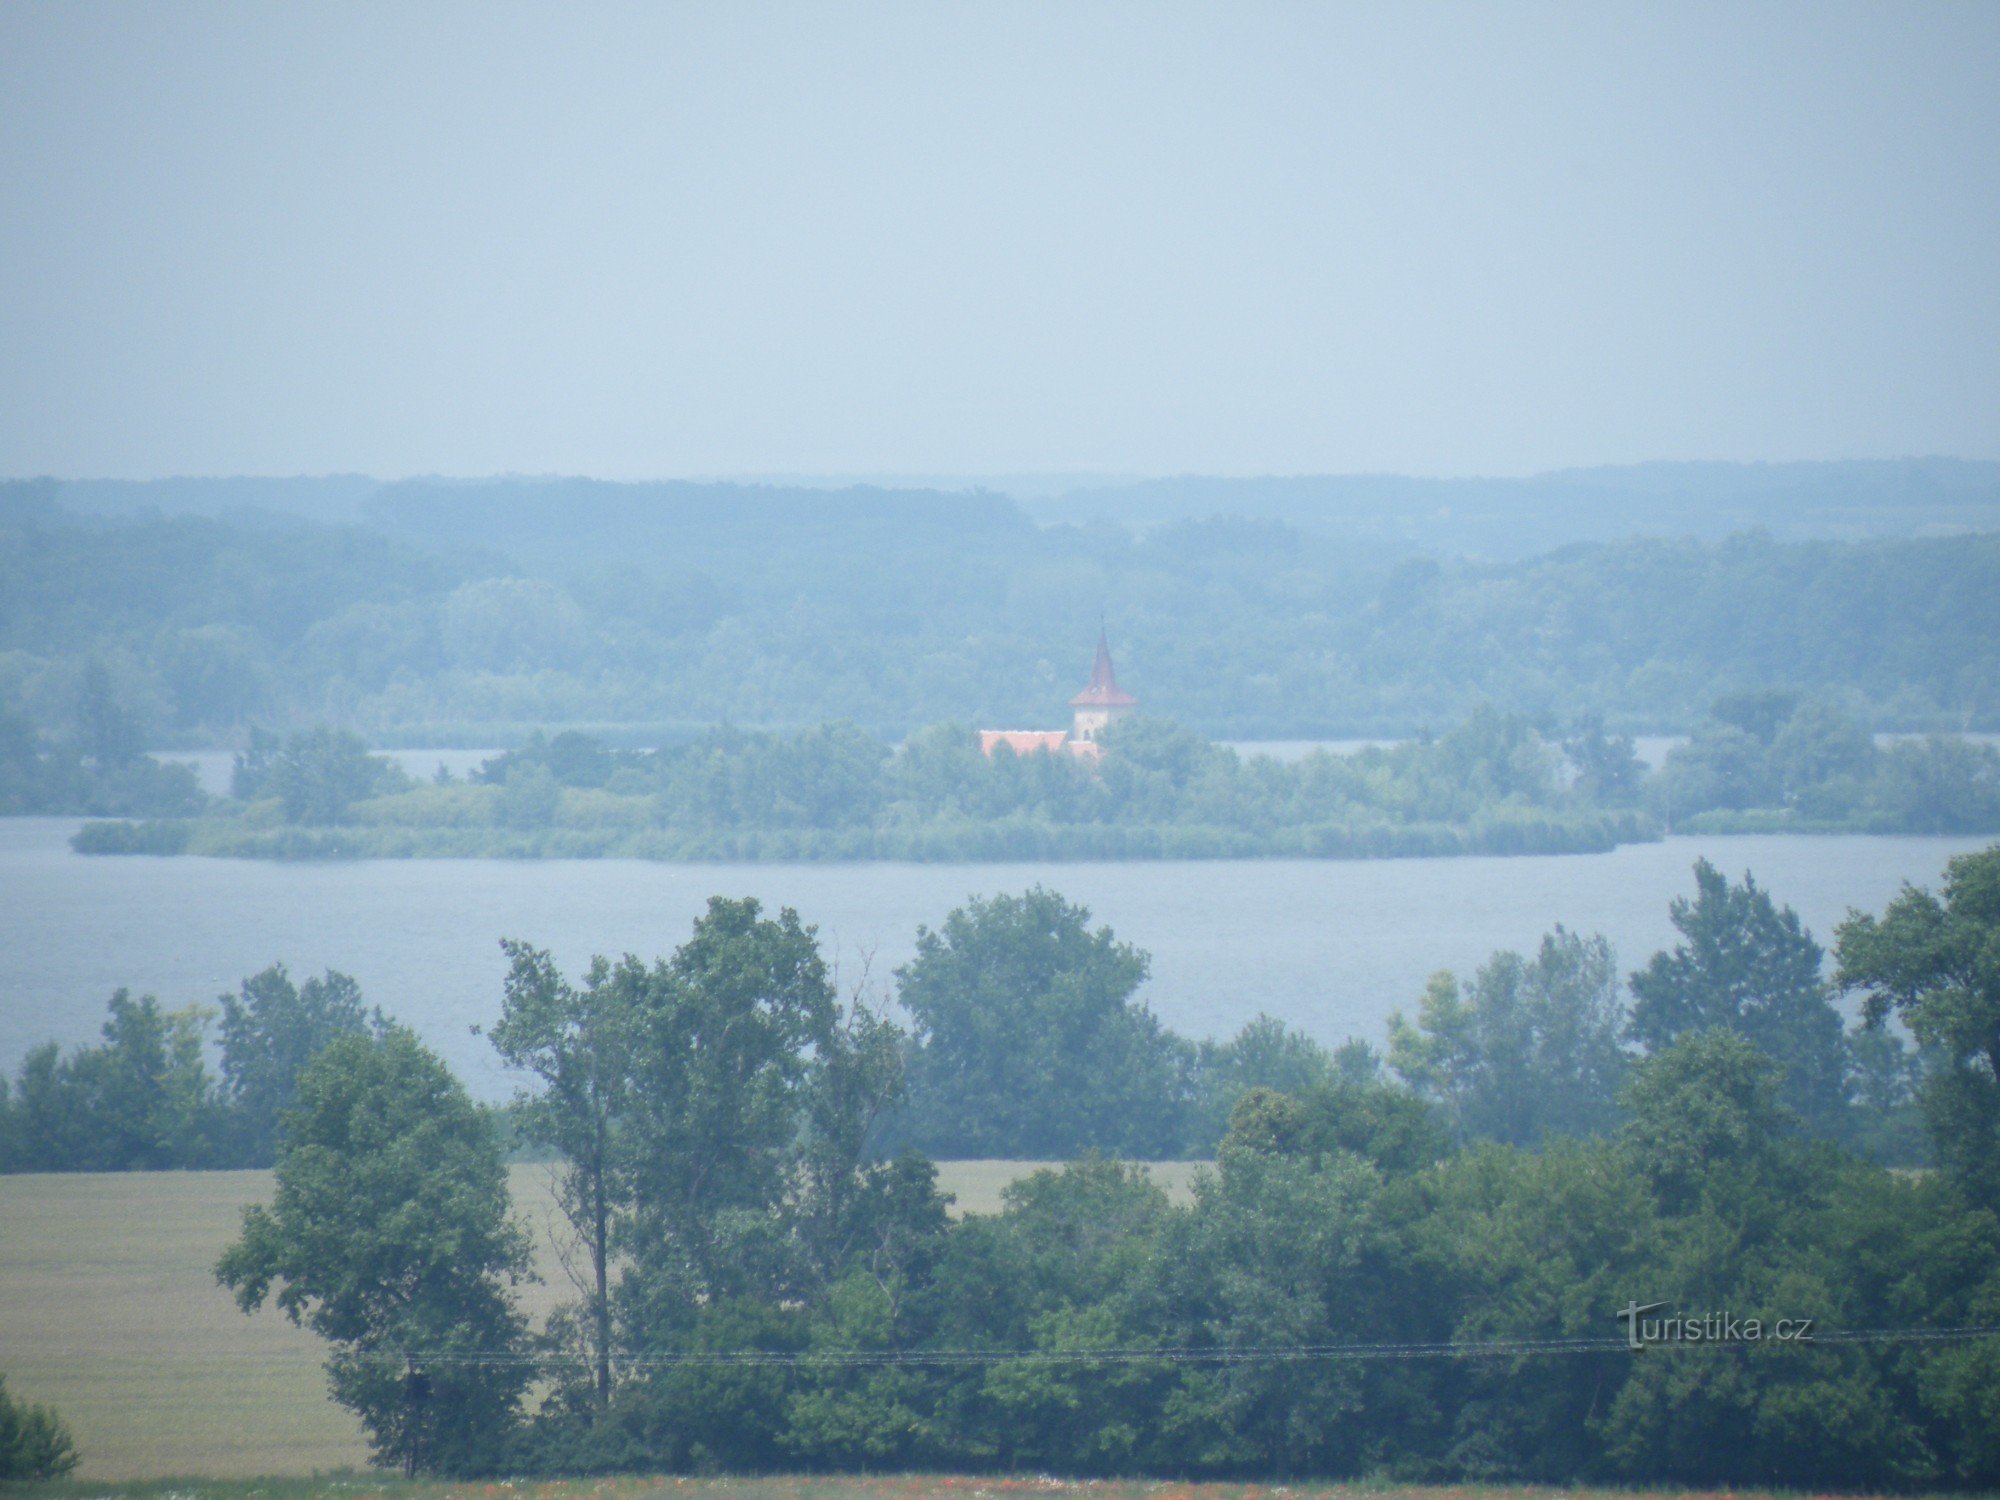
[1615,1301,1815,1350]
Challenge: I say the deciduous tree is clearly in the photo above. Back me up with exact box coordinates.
[895,888,1194,1158]
[1838,845,2000,1203]
[218,963,378,1164]
[216,1028,531,1475]
[1628,861,1851,1137]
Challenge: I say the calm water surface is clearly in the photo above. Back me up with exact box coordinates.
[0,818,1985,1098]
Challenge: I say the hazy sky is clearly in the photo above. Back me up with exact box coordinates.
[2,2,1996,480]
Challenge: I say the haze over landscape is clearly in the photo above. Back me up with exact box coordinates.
[6,3,2000,1493]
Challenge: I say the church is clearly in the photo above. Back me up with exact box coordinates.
[978,631,1137,763]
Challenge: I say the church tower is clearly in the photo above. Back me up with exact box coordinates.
[1069,629,1138,743]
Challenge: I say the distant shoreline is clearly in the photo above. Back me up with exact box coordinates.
[68,809,1662,863]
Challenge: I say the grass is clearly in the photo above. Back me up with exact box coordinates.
[3,1477,1935,1500]
[0,1164,1202,1482]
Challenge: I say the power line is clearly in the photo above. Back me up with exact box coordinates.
[27,1325,2000,1370]
[385,1323,2000,1367]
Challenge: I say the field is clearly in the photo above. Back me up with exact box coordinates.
[0,1164,1202,1482]
[3,1480,1907,1500]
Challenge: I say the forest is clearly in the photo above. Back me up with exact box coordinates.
[4,848,1996,1488]
[48,692,2000,862]
[6,476,2000,748]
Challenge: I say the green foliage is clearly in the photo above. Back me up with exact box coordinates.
[1618,1030,1797,1214]
[238,725,410,824]
[1406,1139,1654,1479]
[0,1375,79,1479]
[68,816,195,853]
[488,940,635,1410]
[1628,860,1852,1138]
[1838,845,2000,1203]
[2,967,382,1173]
[77,699,2000,865]
[74,660,146,766]
[215,1027,532,1476]
[136,857,1978,1489]
[1560,715,1646,805]
[1221,1075,1450,1178]
[0,693,205,817]
[498,901,934,1466]
[2,991,222,1170]
[217,963,380,1165]
[1389,927,1629,1145]
[1652,722,1776,814]
[497,762,562,829]
[1186,1015,1356,1149]
[12,484,2000,749]
[1654,694,2000,831]
[612,898,848,1337]
[893,888,1196,1158]
[1872,733,2000,833]
[1155,1142,1384,1477]
[1593,1035,1939,1488]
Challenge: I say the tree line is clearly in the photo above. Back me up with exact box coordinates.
[0,965,383,1171]
[0,895,1338,1173]
[0,663,204,817]
[71,709,1658,860]
[187,848,2000,1486]
[6,849,1998,1482]
[65,698,2000,862]
[1652,687,2000,832]
[0,850,1956,1174]
[8,482,2000,745]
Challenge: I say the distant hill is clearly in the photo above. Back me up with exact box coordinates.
[14,458,2000,561]
[5,468,1999,744]
[1020,459,2000,557]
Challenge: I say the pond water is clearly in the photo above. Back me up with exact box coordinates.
[0,818,1984,1099]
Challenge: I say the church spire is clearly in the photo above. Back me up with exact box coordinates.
[1069,628,1137,742]
[1087,627,1119,695]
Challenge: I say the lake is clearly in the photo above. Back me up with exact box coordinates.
[0,818,1986,1100]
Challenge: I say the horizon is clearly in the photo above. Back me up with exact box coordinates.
[13,453,2000,489]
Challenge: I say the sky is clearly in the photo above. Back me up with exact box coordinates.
[1,1,1996,481]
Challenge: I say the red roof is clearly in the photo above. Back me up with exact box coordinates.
[1068,630,1138,708]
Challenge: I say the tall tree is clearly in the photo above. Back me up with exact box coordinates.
[615,897,844,1342]
[73,660,143,768]
[1837,845,2000,1203]
[895,887,1194,1158]
[487,940,634,1412]
[1617,1028,1796,1216]
[262,726,402,825]
[1561,714,1646,805]
[218,964,377,1164]
[498,903,921,1461]
[1628,860,1851,1137]
[216,1028,531,1476]
[1389,927,1628,1145]
[1188,1014,1350,1151]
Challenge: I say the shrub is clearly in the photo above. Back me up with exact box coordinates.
[0,1376,79,1479]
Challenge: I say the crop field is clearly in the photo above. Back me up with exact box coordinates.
[0,1164,1202,1482]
